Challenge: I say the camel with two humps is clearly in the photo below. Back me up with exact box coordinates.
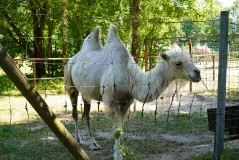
[64,25,201,159]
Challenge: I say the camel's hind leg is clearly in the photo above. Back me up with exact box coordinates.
[69,89,83,144]
[82,101,101,150]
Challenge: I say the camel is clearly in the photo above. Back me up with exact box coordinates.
[64,25,201,160]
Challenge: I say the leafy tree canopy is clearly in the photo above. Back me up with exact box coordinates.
[0,0,234,60]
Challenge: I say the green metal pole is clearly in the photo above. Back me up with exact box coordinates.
[0,45,89,160]
[215,11,229,160]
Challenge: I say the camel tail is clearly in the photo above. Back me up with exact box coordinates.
[64,62,74,94]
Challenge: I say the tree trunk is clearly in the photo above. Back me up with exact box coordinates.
[3,1,48,78]
[47,11,54,76]
[62,0,68,59]
[29,1,47,78]
[62,0,68,76]
[131,0,141,63]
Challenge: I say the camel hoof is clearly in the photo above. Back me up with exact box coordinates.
[90,142,101,151]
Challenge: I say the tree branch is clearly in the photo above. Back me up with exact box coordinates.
[1,10,33,57]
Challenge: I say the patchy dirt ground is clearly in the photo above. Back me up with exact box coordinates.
[81,129,214,160]
[1,92,239,160]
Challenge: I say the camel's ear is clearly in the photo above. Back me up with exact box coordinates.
[160,53,169,62]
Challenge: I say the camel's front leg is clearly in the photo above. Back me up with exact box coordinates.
[83,101,101,150]
[113,126,123,160]
[112,111,124,160]
[111,101,132,160]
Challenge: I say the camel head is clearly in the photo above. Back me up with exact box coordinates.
[160,48,201,82]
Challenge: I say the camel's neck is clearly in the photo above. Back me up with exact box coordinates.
[130,61,175,102]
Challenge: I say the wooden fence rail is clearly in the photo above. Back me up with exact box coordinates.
[13,58,70,88]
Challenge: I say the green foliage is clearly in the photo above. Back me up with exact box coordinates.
[120,144,141,160]
[182,19,200,36]
[0,75,16,94]
[0,0,223,59]
[0,77,64,96]
[36,79,64,93]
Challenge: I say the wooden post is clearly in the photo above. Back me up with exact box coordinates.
[0,45,89,160]
[188,37,193,92]
[33,60,36,88]
[215,11,229,160]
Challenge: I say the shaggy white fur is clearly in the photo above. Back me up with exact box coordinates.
[64,25,201,160]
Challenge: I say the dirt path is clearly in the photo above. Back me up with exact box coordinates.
[1,93,238,159]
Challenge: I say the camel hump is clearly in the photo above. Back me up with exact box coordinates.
[88,26,100,39]
[81,26,102,52]
[106,24,120,42]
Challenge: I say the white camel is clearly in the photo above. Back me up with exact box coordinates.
[64,25,201,160]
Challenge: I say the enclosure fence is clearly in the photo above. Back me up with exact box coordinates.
[1,14,239,160]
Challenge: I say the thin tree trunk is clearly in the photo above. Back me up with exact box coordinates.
[47,10,54,76]
[131,0,141,63]
[62,0,67,59]
[62,0,68,76]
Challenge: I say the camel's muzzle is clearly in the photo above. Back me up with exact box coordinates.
[189,69,201,82]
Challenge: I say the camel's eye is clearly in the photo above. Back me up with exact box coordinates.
[175,61,182,67]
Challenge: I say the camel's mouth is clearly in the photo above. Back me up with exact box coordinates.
[188,74,201,82]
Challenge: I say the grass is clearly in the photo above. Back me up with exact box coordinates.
[183,148,239,160]
[1,72,239,159]
[161,112,208,132]
[129,111,208,134]
[0,122,73,160]
[1,102,239,160]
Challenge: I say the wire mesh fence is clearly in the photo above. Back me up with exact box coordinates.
[1,18,239,159]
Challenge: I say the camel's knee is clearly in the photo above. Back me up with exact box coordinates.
[69,90,78,102]
[72,107,78,121]
[82,109,90,121]
[113,130,122,139]
[82,102,91,121]
[69,90,79,121]
[113,126,123,139]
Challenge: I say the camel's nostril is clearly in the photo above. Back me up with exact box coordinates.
[194,69,200,75]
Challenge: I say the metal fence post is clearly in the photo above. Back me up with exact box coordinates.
[187,37,193,92]
[215,11,229,160]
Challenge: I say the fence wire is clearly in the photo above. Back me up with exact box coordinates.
[1,25,239,160]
